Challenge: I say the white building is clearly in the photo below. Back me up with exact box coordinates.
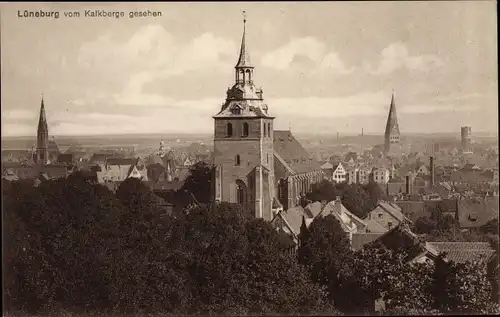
[370,167,390,184]
[332,162,347,183]
[346,166,371,185]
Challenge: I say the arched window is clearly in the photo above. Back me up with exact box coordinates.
[227,123,233,137]
[235,155,241,166]
[242,122,249,137]
[236,180,246,204]
[245,69,251,82]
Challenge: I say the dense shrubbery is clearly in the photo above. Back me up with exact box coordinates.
[3,176,335,316]
[305,180,385,219]
[297,214,500,315]
[3,168,498,316]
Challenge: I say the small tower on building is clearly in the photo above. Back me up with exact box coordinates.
[384,91,401,156]
[212,12,275,220]
[35,96,49,165]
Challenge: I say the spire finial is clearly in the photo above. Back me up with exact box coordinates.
[243,10,247,24]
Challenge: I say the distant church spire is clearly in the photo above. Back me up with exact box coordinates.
[36,95,49,164]
[38,94,48,131]
[384,90,401,155]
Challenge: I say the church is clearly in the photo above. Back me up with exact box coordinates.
[212,16,324,221]
[383,91,402,157]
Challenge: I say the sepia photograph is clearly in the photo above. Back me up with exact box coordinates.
[1,1,499,316]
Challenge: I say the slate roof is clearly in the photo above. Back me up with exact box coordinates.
[457,197,499,228]
[351,232,385,251]
[273,130,321,174]
[378,201,409,223]
[363,218,388,233]
[304,201,323,218]
[89,153,125,165]
[426,242,496,265]
[275,206,307,237]
[319,201,368,233]
[57,153,73,164]
[369,224,437,263]
[106,158,138,166]
[387,182,406,196]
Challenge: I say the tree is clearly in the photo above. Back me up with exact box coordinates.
[414,216,437,234]
[297,216,311,266]
[167,202,336,315]
[3,177,124,315]
[430,254,499,314]
[337,245,434,314]
[297,215,353,306]
[180,161,214,204]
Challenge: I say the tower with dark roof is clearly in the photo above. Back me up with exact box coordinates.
[384,91,401,156]
[212,13,275,220]
[35,96,49,164]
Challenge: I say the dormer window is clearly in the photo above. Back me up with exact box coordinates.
[231,104,243,115]
[242,122,249,137]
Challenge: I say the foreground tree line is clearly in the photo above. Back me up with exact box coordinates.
[3,171,499,316]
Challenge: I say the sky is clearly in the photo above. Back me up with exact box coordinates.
[0,1,497,137]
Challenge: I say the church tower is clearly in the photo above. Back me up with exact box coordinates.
[213,13,275,220]
[35,96,49,164]
[384,91,401,156]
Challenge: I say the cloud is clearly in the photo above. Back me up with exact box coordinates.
[368,42,443,74]
[1,109,35,121]
[400,103,480,114]
[77,25,237,106]
[261,37,354,74]
[1,90,491,136]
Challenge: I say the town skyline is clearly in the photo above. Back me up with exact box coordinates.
[1,1,497,137]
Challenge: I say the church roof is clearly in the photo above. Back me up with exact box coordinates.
[273,130,321,174]
[235,16,252,68]
[384,92,400,138]
[38,97,48,132]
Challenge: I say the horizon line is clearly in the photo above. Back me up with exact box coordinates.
[2,131,498,139]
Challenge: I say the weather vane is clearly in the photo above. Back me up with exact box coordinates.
[242,10,247,23]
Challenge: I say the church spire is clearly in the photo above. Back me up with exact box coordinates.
[36,94,49,164]
[384,90,401,154]
[235,10,252,69]
[38,95,48,132]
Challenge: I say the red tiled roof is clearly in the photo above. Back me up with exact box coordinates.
[427,242,495,265]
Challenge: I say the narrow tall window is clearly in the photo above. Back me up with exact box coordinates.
[243,122,249,137]
[235,155,241,166]
[263,123,267,137]
[267,123,271,137]
[227,123,233,137]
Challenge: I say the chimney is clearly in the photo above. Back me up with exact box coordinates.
[405,175,411,195]
[335,196,342,214]
[430,156,435,187]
